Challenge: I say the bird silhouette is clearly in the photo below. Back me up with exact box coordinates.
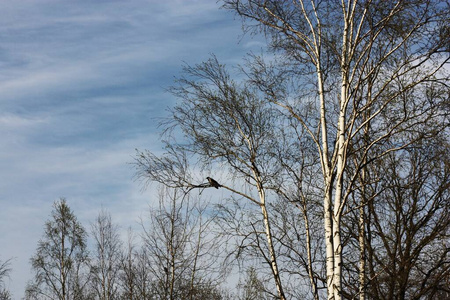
[206,177,221,189]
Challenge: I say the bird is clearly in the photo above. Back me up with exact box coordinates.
[206,177,221,189]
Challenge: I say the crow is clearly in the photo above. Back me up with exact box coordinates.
[206,177,221,189]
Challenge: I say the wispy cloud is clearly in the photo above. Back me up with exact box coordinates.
[0,0,263,297]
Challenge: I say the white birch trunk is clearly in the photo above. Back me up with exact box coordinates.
[358,201,366,300]
[316,62,336,300]
[330,3,354,297]
[257,179,285,300]
[332,88,348,300]
[358,108,371,300]
[302,198,320,300]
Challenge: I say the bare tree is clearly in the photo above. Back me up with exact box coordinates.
[134,1,448,299]
[90,209,122,300]
[360,136,450,299]
[140,187,224,300]
[132,246,153,299]
[237,267,271,300]
[0,288,11,300]
[135,57,288,299]
[118,228,137,300]
[0,258,12,300]
[220,1,449,299]
[25,198,90,300]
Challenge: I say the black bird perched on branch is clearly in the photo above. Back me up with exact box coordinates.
[206,177,221,189]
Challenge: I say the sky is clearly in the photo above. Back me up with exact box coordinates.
[0,1,264,297]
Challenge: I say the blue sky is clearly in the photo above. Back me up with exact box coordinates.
[0,1,264,297]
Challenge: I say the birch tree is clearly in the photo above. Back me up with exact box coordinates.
[238,267,271,300]
[25,199,90,300]
[90,209,122,300]
[135,0,448,299]
[0,258,12,300]
[221,1,449,299]
[140,187,225,300]
[119,229,137,300]
[135,57,289,299]
[361,133,450,299]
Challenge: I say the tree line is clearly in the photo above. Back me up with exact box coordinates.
[19,193,257,300]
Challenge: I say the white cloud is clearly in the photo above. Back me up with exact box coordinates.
[0,114,48,128]
[0,0,265,297]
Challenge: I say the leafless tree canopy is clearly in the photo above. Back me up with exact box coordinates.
[0,259,12,300]
[25,199,90,300]
[134,1,449,299]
